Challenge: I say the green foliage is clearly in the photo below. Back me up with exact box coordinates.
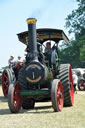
[60,0,85,68]
[2,66,9,70]
[65,0,85,34]
[60,33,85,68]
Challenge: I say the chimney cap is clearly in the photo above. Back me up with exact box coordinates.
[26,18,37,24]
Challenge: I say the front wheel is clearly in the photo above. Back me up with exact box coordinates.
[51,79,64,112]
[8,82,22,113]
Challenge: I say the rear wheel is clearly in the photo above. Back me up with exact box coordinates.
[2,68,15,98]
[8,82,22,113]
[59,64,74,106]
[51,79,64,112]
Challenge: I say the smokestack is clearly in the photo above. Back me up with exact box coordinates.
[26,18,38,60]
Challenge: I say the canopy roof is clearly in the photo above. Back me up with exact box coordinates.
[17,28,69,45]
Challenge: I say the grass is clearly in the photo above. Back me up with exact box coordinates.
[0,86,85,128]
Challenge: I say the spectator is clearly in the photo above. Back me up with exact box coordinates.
[8,56,15,68]
[17,56,22,62]
[17,56,23,65]
[72,71,78,93]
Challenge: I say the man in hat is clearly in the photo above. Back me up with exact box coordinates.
[17,56,23,65]
[44,42,52,67]
[8,56,15,68]
[17,56,21,62]
[45,42,51,53]
[13,56,23,79]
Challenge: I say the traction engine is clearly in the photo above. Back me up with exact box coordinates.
[3,18,74,113]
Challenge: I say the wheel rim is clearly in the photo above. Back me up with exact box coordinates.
[12,82,22,112]
[69,66,74,105]
[79,80,85,91]
[56,81,64,111]
[2,70,9,98]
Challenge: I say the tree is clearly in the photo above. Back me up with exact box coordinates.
[59,0,85,68]
[65,0,85,34]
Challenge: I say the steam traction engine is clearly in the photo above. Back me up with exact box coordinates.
[8,18,74,113]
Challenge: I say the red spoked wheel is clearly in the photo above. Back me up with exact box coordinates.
[69,65,74,105]
[8,82,22,113]
[78,80,85,91]
[51,79,64,112]
[2,70,10,98]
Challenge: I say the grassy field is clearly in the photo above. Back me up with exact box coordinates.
[0,86,85,128]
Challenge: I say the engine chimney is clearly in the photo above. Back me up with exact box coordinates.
[26,18,38,61]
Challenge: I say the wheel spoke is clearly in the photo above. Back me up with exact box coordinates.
[57,86,61,105]
[57,84,63,109]
[4,87,8,95]
[2,70,10,98]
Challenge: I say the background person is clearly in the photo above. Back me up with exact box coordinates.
[16,56,23,65]
[72,71,78,93]
[17,56,22,62]
[8,56,15,68]
[13,56,23,79]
